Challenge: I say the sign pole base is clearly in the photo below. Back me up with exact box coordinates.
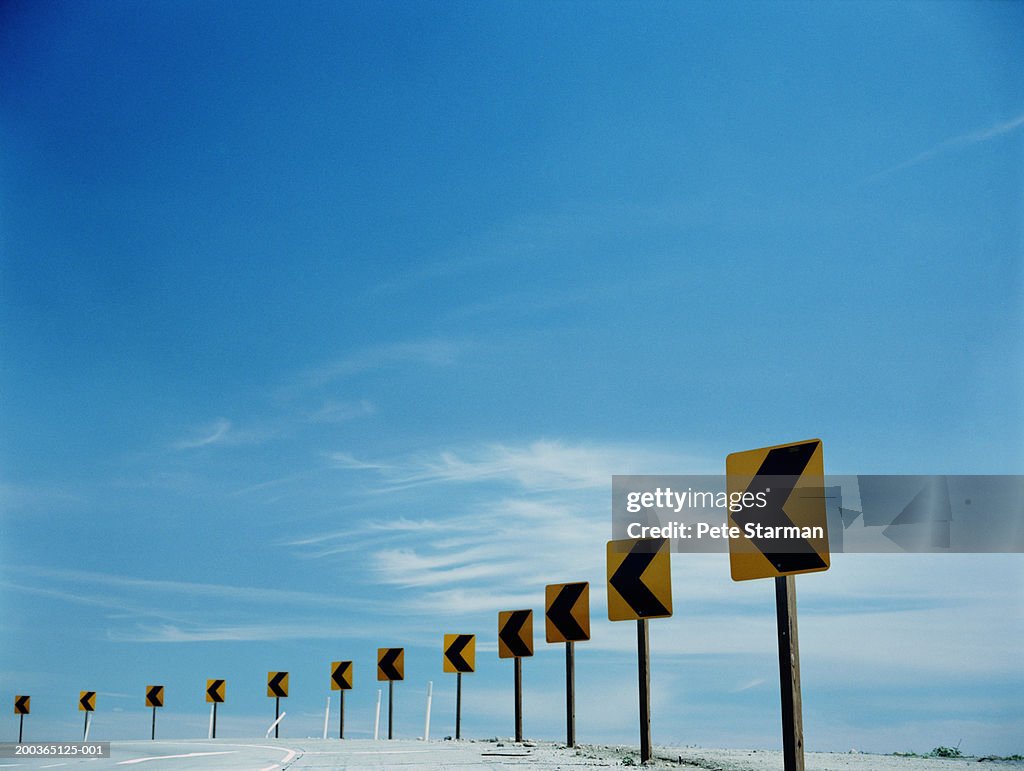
[275,696,280,738]
[18,713,24,744]
[340,690,345,739]
[775,575,805,771]
[151,706,156,740]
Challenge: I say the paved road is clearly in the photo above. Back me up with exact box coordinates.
[0,739,541,769]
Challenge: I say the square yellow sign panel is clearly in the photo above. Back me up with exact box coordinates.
[443,633,476,673]
[726,438,829,581]
[606,538,672,621]
[544,582,590,643]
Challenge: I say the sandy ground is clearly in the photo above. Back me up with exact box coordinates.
[2,738,1022,769]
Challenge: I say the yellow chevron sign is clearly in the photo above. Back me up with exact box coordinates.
[606,538,672,621]
[14,695,29,715]
[545,582,590,643]
[497,610,533,658]
[377,648,404,681]
[726,439,829,581]
[331,661,353,690]
[206,679,226,703]
[78,691,95,712]
[443,634,476,673]
[145,685,164,708]
[267,672,289,698]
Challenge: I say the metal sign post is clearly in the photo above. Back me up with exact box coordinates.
[776,575,804,771]
[513,657,523,742]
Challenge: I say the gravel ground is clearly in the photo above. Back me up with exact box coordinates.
[455,741,1024,770]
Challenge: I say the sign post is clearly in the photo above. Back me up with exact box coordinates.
[206,679,225,738]
[78,691,96,741]
[377,648,404,739]
[544,582,590,748]
[267,672,289,738]
[606,538,673,765]
[145,686,164,740]
[14,696,29,743]
[443,634,475,739]
[497,610,533,742]
[726,438,829,771]
[330,661,353,739]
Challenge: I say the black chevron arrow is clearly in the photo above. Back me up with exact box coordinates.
[609,541,670,617]
[332,662,351,689]
[268,672,288,697]
[445,634,474,672]
[732,441,827,573]
[15,696,29,714]
[80,692,95,711]
[146,686,163,706]
[499,610,532,657]
[547,583,587,641]
[207,680,225,702]
[379,649,402,680]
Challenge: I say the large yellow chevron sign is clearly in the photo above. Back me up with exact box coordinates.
[726,438,830,581]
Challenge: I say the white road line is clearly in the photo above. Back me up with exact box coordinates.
[117,750,237,765]
[40,765,67,769]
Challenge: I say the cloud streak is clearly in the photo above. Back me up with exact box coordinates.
[173,418,232,449]
[873,111,1024,178]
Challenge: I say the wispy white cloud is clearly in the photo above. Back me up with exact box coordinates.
[329,440,707,493]
[1,566,382,643]
[873,111,1024,178]
[306,398,376,423]
[294,339,462,392]
[172,417,232,449]
[0,481,82,511]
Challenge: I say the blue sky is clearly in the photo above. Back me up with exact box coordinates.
[1,0,1022,756]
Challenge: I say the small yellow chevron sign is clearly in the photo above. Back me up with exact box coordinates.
[377,648,404,681]
[545,582,590,643]
[14,695,30,715]
[497,610,533,658]
[726,438,829,581]
[206,679,225,703]
[145,685,164,708]
[330,661,353,690]
[267,672,289,698]
[443,634,476,673]
[78,691,96,712]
